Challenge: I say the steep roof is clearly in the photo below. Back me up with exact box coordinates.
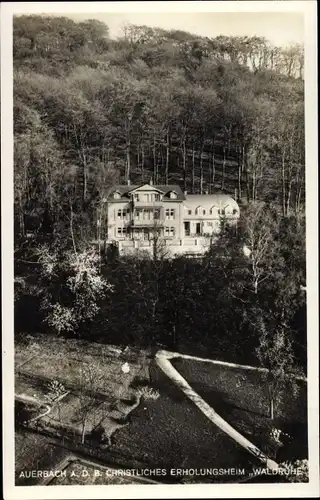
[184,194,239,209]
[106,184,186,202]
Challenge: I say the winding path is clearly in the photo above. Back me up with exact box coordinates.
[155,350,280,471]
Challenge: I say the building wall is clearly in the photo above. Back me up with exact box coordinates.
[105,186,240,255]
[107,201,131,240]
[107,200,184,241]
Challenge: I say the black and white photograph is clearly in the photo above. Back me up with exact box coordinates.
[1,1,319,499]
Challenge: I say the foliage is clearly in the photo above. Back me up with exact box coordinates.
[281,459,309,483]
[14,16,304,245]
[136,386,160,401]
[37,244,113,335]
[255,321,302,420]
[13,16,306,376]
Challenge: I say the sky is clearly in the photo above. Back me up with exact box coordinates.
[63,11,304,47]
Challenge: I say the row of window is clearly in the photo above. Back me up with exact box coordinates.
[117,208,175,220]
[117,207,237,219]
[187,208,238,216]
[133,193,161,202]
[116,227,176,237]
[114,191,178,201]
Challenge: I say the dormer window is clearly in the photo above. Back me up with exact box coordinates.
[233,208,238,215]
[169,191,177,199]
[113,191,121,199]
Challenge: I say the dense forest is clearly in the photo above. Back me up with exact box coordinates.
[14,16,306,376]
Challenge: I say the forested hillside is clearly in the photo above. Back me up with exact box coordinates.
[14,16,306,374]
[14,15,305,239]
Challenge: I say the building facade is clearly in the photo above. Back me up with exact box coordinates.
[103,182,240,257]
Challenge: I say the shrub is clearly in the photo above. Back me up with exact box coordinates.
[136,385,160,401]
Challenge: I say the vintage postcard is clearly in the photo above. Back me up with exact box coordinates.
[1,1,319,498]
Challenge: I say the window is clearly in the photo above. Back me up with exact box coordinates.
[221,209,225,215]
[165,209,175,220]
[117,209,129,219]
[203,209,206,215]
[155,193,160,201]
[233,208,238,215]
[154,209,160,220]
[188,210,192,215]
[134,194,140,201]
[165,227,175,237]
[117,227,127,237]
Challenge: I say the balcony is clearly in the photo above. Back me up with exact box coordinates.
[129,218,164,227]
[132,200,163,208]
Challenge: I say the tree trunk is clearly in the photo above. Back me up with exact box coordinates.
[82,158,87,203]
[237,145,242,200]
[165,129,170,185]
[70,205,77,255]
[126,140,131,183]
[270,397,274,420]
[153,135,157,184]
[81,421,86,444]
[286,178,294,216]
[141,144,145,181]
[19,193,25,237]
[221,146,226,190]
[199,142,204,195]
[281,148,286,217]
[211,142,215,188]
[182,138,187,191]
[192,146,196,193]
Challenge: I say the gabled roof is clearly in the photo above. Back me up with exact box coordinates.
[107,184,186,202]
[128,183,165,194]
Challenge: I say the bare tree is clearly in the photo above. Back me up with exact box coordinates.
[77,364,104,444]
[242,202,278,294]
[255,320,302,420]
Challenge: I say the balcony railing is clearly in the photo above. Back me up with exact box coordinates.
[129,218,164,227]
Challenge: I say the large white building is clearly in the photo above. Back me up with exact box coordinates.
[103,182,240,257]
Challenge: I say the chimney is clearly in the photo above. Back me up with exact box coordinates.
[150,178,153,186]
[127,179,131,186]
[184,190,188,195]
[205,190,209,195]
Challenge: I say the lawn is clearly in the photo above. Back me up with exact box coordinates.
[15,335,145,442]
[15,430,69,485]
[15,335,149,398]
[15,372,48,401]
[109,363,261,483]
[171,357,308,461]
